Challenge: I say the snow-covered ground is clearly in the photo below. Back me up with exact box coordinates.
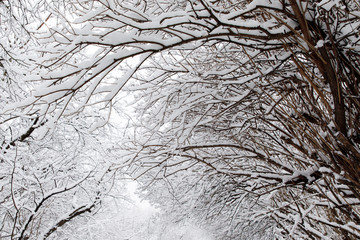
[62,180,214,240]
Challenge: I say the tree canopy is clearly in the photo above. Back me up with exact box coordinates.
[1,0,360,239]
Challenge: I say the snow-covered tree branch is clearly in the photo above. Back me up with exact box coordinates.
[1,0,360,239]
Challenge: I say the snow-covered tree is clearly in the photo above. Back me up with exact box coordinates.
[0,1,129,239]
[1,0,360,239]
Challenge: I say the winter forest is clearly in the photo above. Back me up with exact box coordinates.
[1,0,360,239]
